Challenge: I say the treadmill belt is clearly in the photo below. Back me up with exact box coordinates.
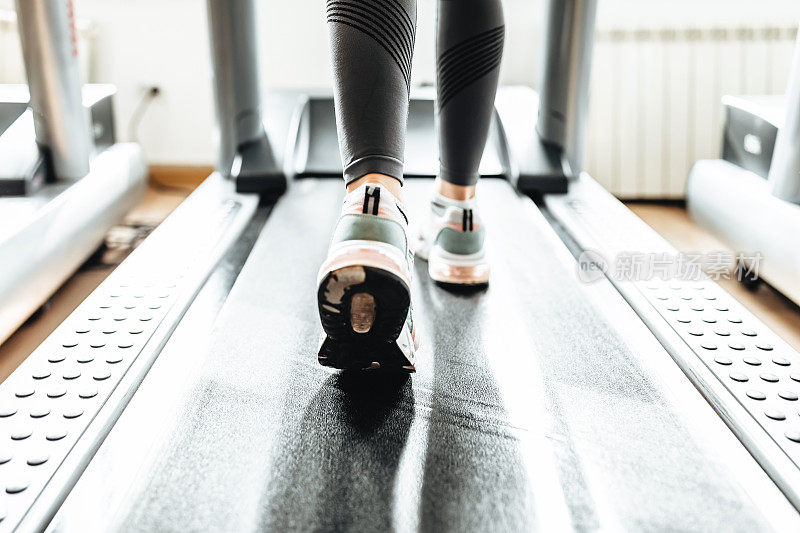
[53,179,797,531]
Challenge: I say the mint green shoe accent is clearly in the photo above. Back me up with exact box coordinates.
[330,214,407,252]
[435,226,486,255]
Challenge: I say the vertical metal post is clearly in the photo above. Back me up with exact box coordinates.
[536,0,597,177]
[15,0,92,180]
[769,30,800,204]
[207,0,265,178]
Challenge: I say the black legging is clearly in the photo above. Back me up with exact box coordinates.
[327,0,504,187]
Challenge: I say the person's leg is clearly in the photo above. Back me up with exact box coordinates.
[437,0,504,195]
[317,0,419,370]
[417,0,504,285]
[327,0,417,197]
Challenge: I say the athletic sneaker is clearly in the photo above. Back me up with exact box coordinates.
[317,184,418,371]
[416,193,489,285]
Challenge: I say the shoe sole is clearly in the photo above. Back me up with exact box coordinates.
[429,260,490,286]
[317,265,413,371]
[419,239,490,286]
[318,323,417,372]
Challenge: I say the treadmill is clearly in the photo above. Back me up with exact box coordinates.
[687,31,800,306]
[3,1,800,530]
[0,1,147,346]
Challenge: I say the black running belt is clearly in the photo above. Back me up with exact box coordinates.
[54,179,788,531]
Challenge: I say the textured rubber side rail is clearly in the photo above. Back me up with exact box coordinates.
[545,174,800,510]
[0,174,258,532]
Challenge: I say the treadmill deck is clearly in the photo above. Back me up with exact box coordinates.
[32,178,798,531]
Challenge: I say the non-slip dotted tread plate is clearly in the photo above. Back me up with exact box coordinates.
[0,175,254,532]
[644,279,800,462]
[545,174,800,510]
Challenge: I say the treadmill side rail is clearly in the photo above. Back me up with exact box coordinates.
[546,173,800,511]
[0,174,257,532]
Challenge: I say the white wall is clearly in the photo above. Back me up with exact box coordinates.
[1,0,798,166]
[0,0,544,165]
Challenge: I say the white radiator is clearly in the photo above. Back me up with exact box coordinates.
[0,9,96,84]
[586,25,798,199]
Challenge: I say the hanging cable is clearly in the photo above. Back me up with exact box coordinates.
[127,85,160,142]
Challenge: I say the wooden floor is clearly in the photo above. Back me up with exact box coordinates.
[1,183,799,382]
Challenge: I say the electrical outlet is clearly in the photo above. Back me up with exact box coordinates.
[137,83,162,98]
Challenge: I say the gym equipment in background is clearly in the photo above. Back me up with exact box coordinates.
[0,0,147,345]
[687,30,800,306]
